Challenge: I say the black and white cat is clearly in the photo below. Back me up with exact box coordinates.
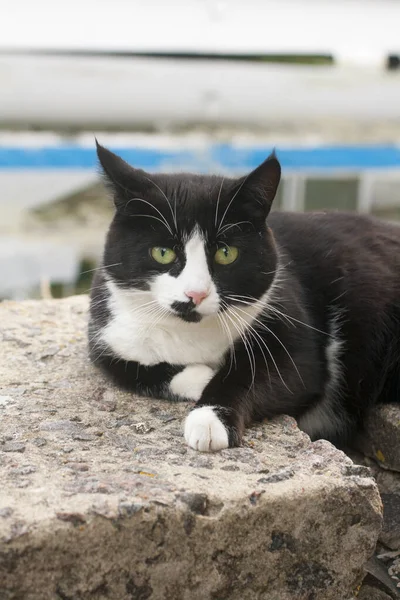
[89,142,400,452]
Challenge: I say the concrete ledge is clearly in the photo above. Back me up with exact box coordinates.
[0,297,382,600]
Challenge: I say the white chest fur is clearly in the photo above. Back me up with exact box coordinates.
[101,282,226,366]
[100,280,266,367]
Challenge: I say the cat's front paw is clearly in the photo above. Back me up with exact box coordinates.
[169,364,215,401]
[184,406,229,452]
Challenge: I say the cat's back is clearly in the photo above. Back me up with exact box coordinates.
[268,210,400,319]
[269,209,400,242]
[269,210,400,270]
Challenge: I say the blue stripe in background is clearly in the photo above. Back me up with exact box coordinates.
[1,145,400,171]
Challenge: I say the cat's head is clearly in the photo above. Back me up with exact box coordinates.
[97,142,281,323]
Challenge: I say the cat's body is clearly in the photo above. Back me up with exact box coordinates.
[89,143,400,451]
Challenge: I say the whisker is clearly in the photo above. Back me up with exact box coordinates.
[229,305,290,392]
[218,221,253,236]
[226,304,270,379]
[260,259,293,277]
[173,190,178,234]
[131,302,165,319]
[147,306,171,333]
[221,300,256,392]
[331,290,347,303]
[135,305,169,337]
[80,263,122,275]
[144,176,178,233]
[268,306,331,337]
[90,289,152,310]
[330,276,344,285]
[214,177,225,229]
[226,294,293,327]
[82,282,110,294]
[88,297,112,310]
[131,213,174,234]
[227,294,331,337]
[217,174,249,234]
[128,301,160,315]
[217,310,236,378]
[231,304,303,389]
[125,197,174,236]
[90,338,113,362]
[116,289,153,296]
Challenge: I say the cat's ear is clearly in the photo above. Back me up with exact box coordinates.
[96,140,148,211]
[237,151,281,218]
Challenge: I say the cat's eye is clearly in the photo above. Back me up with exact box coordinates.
[214,245,239,265]
[151,247,177,265]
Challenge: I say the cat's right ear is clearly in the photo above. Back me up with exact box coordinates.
[230,151,281,222]
[95,140,148,211]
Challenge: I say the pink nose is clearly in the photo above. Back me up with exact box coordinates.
[185,290,209,305]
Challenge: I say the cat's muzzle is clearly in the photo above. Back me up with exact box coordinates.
[171,300,203,323]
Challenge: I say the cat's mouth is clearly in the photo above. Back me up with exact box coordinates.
[171,301,203,323]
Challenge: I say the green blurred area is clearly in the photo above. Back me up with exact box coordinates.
[305,179,359,212]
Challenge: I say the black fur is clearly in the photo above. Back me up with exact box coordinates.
[89,142,400,447]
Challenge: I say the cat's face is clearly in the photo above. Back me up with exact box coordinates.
[97,143,281,323]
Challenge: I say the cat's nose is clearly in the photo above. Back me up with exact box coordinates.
[185,290,209,305]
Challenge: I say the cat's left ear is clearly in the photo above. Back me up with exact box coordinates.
[238,151,281,218]
[95,140,149,211]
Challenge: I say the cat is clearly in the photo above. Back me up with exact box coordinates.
[89,141,400,452]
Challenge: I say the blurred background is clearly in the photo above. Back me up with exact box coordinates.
[1,0,400,300]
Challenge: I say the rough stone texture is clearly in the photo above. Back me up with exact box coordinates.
[374,471,400,552]
[347,449,400,553]
[357,585,393,600]
[355,405,400,473]
[363,554,400,599]
[388,555,400,589]
[0,297,383,600]
[380,493,400,551]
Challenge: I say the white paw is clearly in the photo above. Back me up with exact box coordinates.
[184,406,229,452]
[170,365,215,401]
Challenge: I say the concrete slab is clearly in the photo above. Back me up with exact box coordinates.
[0,297,383,600]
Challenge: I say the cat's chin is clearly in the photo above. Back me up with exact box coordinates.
[175,311,203,323]
[170,300,206,323]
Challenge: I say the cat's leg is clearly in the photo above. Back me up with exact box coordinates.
[183,328,319,452]
[169,365,216,401]
[184,354,299,452]
[92,352,216,402]
[183,373,259,452]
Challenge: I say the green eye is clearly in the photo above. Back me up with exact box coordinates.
[214,245,239,265]
[151,247,177,265]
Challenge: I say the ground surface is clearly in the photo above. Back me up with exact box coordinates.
[0,296,383,599]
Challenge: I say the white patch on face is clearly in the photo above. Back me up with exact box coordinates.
[184,406,229,452]
[150,229,220,317]
[101,279,225,366]
[100,256,281,368]
[169,365,215,400]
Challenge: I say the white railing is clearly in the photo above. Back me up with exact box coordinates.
[0,0,399,129]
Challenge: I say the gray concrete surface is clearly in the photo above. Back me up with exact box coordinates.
[0,296,383,599]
